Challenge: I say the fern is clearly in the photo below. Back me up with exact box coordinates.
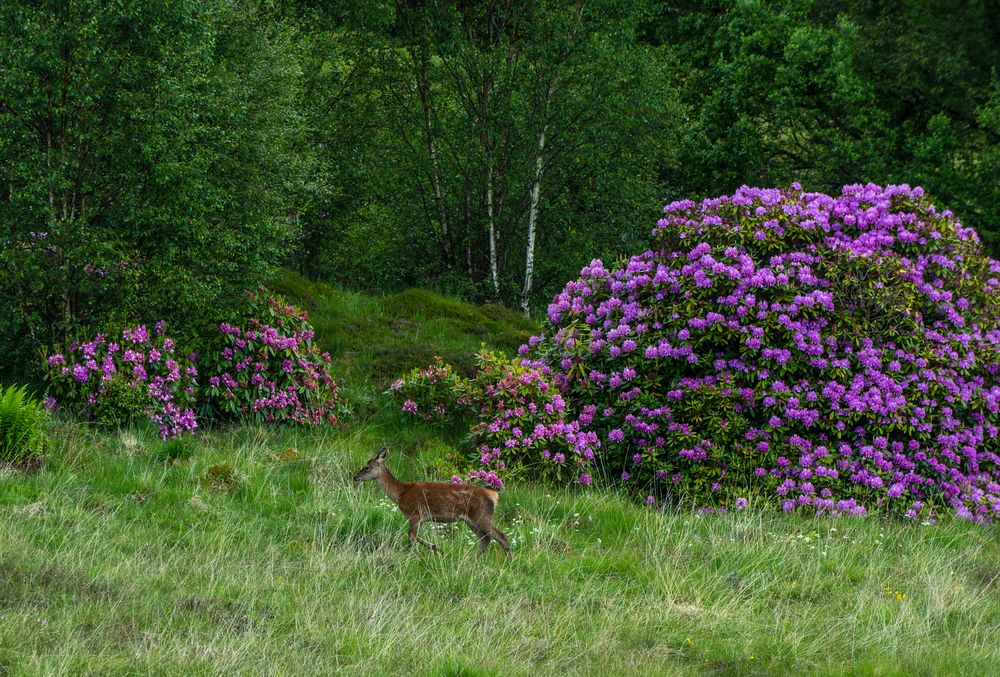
[0,384,46,464]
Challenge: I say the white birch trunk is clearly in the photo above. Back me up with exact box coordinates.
[520,1,584,314]
[520,121,548,315]
[487,165,499,295]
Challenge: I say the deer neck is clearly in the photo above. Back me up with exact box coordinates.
[375,465,406,503]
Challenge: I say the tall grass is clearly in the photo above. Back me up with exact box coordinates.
[1,422,997,674]
[1,284,996,673]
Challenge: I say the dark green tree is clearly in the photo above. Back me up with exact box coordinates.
[647,0,1000,252]
[0,0,307,377]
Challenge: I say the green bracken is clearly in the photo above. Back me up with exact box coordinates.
[0,384,46,464]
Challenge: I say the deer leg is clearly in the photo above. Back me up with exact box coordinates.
[467,523,492,555]
[489,526,511,559]
[461,518,491,555]
[408,516,442,554]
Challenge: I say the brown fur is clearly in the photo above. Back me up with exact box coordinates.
[353,446,511,558]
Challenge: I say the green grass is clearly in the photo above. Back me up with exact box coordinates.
[271,271,537,406]
[1,422,998,675]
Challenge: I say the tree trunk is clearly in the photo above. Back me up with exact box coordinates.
[520,122,547,315]
[487,164,499,296]
[519,1,584,314]
[420,91,451,268]
[414,41,452,268]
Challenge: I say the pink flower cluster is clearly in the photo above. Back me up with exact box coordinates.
[392,351,598,487]
[522,183,1000,521]
[469,356,600,486]
[41,292,350,437]
[392,359,461,423]
[202,291,347,426]
[42,322,198,439]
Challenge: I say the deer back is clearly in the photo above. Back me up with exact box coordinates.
[397,482,499,523]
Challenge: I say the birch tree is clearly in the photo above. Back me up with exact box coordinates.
[298,0,679,308]
[519,0,585,314]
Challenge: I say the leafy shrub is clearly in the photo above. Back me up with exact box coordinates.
[400,184,1000,523]
[90,376,150,428]
[40,291,350,437]
[42,322,198,439]
[0,384,47,464]
[200,290,349,426]
[391,351,599,488]
[390,357,467,424]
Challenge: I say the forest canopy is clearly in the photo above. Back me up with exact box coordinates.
[2,0,999,376]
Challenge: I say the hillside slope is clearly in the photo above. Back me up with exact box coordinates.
[272,271,538,402]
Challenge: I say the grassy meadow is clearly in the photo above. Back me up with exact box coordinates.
[2,276,998,675]
[2,424,999,675]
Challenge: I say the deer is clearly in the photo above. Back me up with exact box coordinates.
[352,446,511,558]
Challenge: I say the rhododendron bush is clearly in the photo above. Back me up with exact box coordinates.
[43,322,198,438]
[42,292,348,437]
[200,290,348,426]
[391,352,599,488]
[400,183,1000,522]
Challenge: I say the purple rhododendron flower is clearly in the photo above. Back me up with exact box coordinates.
[389,184,1000,523]
[43,320,202,439]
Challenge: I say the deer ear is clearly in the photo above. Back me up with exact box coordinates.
[376,445,388,461]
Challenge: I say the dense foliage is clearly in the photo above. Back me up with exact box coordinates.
[5,3,1000,524]
[0,0,306,379]
[0,384,47,463]
[42,294,347,436]
[287,0,1000,311]
[287,0,678,310]
[3,0,999,379]
[400,184,1000,522]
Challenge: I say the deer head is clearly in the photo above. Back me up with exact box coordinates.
[353,445,388,482]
